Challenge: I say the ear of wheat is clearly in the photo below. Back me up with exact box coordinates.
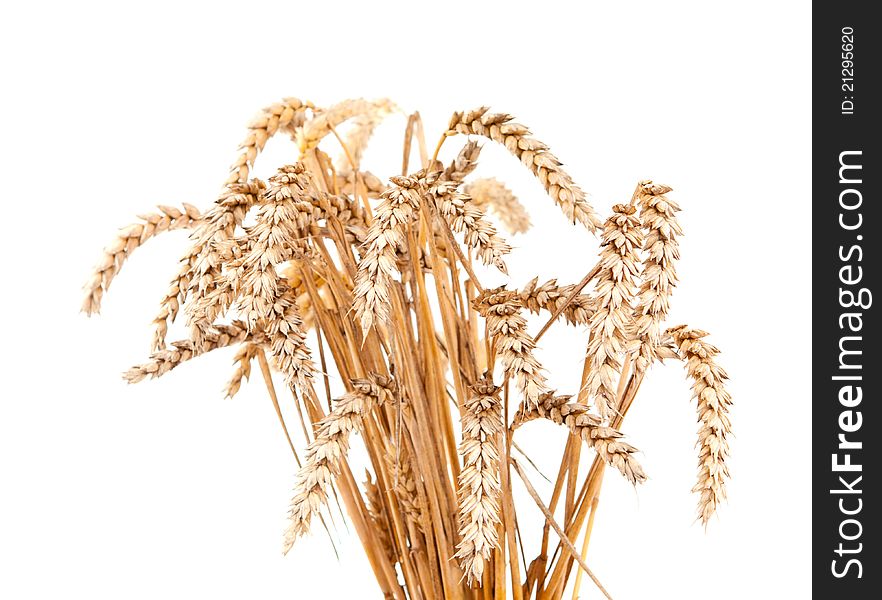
[84,96,734,599]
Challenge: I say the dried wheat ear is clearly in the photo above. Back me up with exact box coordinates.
[84,96,733,599]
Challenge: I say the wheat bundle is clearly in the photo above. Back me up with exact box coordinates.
[84,96,733,599]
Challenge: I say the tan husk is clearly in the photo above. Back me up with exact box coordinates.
[86,96,734,599]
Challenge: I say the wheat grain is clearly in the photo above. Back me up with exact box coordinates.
[384,449,425,531]
[455,376,503,585]
[668,325,733,525]
[263,284,315,392]
[336,169,387,198]
[446,107,600,230]
[280,264,330,331]
[465,178,530,235]
[583,203,643,420]
[631,181,682,375]
[82,203,202,315]
[306,191,367,229]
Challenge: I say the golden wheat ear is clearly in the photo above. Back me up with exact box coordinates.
[519,277,596,327]
[667,325,733,525]
[296,98,396,156]
[224,342,260,399]
[445,107,601,230]
[151,182,263,352]
[516,392,647,485]
[283,375,396,553]
[583,203,643,421]
[363,470,396,564]
[465,177,531,235]
[81,203,203,315]
[632,181,682,375]
[454,375,503,585]
[334,98,399,173]
[428,176,511,274]
[352,174,424,338]
[473,287,550,411]
[123,321,253,383]
[441,140,482,184]
[227,97,314,185]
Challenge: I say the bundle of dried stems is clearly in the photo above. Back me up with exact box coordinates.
[84,96,733,600]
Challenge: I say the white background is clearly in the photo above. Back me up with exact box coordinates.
[1,2,811,598]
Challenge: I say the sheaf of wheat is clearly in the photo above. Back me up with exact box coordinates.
[84,96,733,600]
